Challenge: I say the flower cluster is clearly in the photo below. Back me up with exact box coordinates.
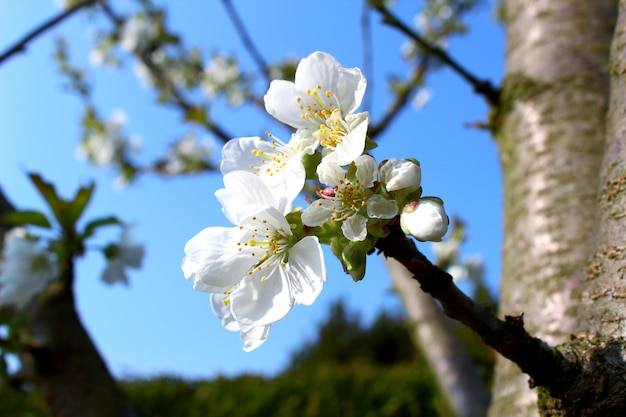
[182,51,448,350]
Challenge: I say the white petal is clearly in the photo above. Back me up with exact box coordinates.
[342,214,368,241]
[286,236,326,305]
[366,194,398,219]
[355,154,378,187]
[221,136,307,204]
[295,52,341,98]
[264,80,311,129]
[210,293,240,331]
[316,160,345,186]
[220,136,265,175]
[241,323,271,352]
[321,118,368,166]
[238,205,293,236]
[336,66,367,115]
[288,131,319,154]
[301,200,335,226]
[230,263,294,326]
[182,226,255,292]
[216,171,290,223]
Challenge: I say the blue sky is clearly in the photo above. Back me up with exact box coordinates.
[0,1,504,379]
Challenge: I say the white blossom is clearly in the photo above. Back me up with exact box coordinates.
[164,133,214,174]
[0,229,58,309]
[102,226,145,285]
[302,155,397,242]
[182,171,326,350]
[264,51,369,166]
[220,131,317,203]
[120,15,157,53]
[77,109,140,166]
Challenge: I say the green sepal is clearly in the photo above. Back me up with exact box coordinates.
[346,161,358,182]
[1,210,51,229]
[302,151,322,181]
[341,238,375,282]
[364,136,378,151]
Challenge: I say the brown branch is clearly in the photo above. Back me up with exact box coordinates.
[375,222,573,395]
[371,2,500,107]
[99,2,234,143]
[369,59,426,138]
[221,0,270,81]
[0,0,101,66]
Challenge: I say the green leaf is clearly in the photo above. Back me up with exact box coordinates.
[28,173,63,214]
[82,216,121,239]
[1,210,52,229]
[364,136,378,151]
[64,182,95,229]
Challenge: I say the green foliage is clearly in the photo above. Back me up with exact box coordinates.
[0,301,491,416]
[290,301,417,367]
[0,383,51,417]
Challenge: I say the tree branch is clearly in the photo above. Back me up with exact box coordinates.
[221,0,270,81]
[375,222,573,395]
[371,2,501,107]
[98,2,234,143]
[0,0,100,66]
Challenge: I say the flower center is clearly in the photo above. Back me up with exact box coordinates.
[321,179,368,221]
[236,216,292,281]
[248,132,289,178]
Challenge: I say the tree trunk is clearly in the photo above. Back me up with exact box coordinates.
[21,282,136,417]
[489,1,616,416]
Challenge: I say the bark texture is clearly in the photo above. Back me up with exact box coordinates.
[576,0,626,339]
[385,257,490,417]
[490,1,616,416]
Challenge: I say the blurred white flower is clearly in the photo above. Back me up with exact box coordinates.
[202,54,243,104]
[164,133,214,175]
[77,109,140,167]
[0,228,58,309]
[120,15,157,53]
[412,88,432,109]
[102,226,145,285]
[432,238,460,263]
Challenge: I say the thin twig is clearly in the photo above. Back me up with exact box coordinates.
[0,0,101,66]
[221,0,270,81]
[99,2,233,143]
[369,58,427,138]
[372,3,500,107]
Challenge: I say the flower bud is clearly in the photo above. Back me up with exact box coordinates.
[400,198,448,242]
[380,158,422,193]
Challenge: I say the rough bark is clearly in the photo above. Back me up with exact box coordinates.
[385,257,491,417]
[576,0,626,340]
[490,1,616,416]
